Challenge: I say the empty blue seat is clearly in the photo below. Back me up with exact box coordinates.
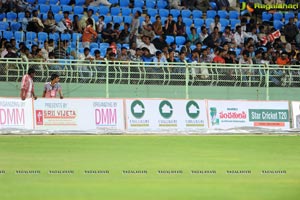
[3,31,14,40]
[62,5,73,12]
[6,12,17,22]
[139,16,145,25]
[104,16,112,24]
[26,32,37,40]
[207,10,216,19]
[157,0,167,8]
[38,0,47,4]
[109,0,118,4]
[113,16,123,24]
[194,19,204,28]
[205,18,214,28]
[147,8,157,17]
[217,10,228,18]
[100,42,110,49]
[72,33,82,42]
[54,14,63,23]
[192,10,202,19]
[134,0,144,7]
[90,43,99,49]
[181,9,191,18]
[49,32,60,40]
[124,16,132,24]
[50,0,59,4]
[38,32,48,42]
[10,22,21,31]
[14,31,25,41]
[60,0,70,5]
[230,19,241,30]
[273,12,283,21]
[0,13,5,21]
[51,5,61,14]
[229,10,239,19]
[0,22,9,31]
[120,0,130,7]
[122,44,129,49]
[122,7,131,16]
[166,36,174,45]
[262,12,272,21]
[99,6,110,15]
[170,9,180,18]
[159,9,169,17]
[146,0,156,8]
[273,20,283,30]
[220,18,229,27]
[175,36,186,45]
[61,33,71,41]
[184,18,193,27]
[285,12,295,21]
[18,12,25,21]
[75,0,85,6]
[40,4,50,14]
[74,6,84,15]
[100,46,107,57]
[111,7,120,16]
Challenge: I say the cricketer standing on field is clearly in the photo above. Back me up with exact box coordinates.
[20,67,37,101]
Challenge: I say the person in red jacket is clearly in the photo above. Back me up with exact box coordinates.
[82,18,97,48]
[20,68,37,100]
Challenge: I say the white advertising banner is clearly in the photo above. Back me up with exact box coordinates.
[33,99,124,131]
[207,100,290,129]
[0,98,33,130]
[126,99,208,131]
[291,101,300,128]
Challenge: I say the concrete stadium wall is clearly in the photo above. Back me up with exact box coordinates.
[1,82,300,101]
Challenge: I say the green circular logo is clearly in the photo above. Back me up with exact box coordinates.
[159,100,173,119]
[186,101,200,119]
[131,100,145,119]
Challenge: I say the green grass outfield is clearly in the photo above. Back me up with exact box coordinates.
[0,135,299,200]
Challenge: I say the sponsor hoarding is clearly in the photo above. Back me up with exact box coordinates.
[0,98,33,129]
[34,99,124,131]
[126,99,208,131]
[291,101,300,128]
[207,100,290,129]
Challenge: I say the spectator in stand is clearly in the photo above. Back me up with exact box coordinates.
[85,0,114,7]
[128,41,137,56]
[142,24,156,41]
[41,41,50,60]
[102,23,115,43]
[167,49,176,63]
[53,40,67,59]
[31,44,38,57]
[199,48,210,63]
[60,11,73,33]
[3,43,18,58]
[138,35,157,55]
[141,47,153,62]
[152,35,168,51]
[130,11,142,43]
[78,47,94,79]
[80,9,95,30]
[131,48,143,62]
[194,42,202,55]
[168,0,184,9]
[216,0,230,10]
[43,11,57,33]
[245,26,259,44]
[118,47,130,61]
[112,23,121,43]
[176,15,186,37]
[252,49,263,64]
[73,15,82,33]
[153,16,163,36]
[209,15,221,34]
[164,14,177,36]
[109,41,118,55]
[222,26,236,47]
[284,17,299,43]
[258,25,266,42]
[181,40,192,58]
[96,15,105,42]
[22,10,31,32]
[194,0,210,12]
[82,18,97,48]
[176,51,187,73]
[28,10,44,32]
[120,23,131,44]
[204,26,222,48]
[199,26,209,44]
[10,39,18,52]
[212,48,225,64]
[141,14,152,33]
[234,25,246,48]
[188,27,200,45]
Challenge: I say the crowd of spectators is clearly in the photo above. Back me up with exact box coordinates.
[0,0,300,86]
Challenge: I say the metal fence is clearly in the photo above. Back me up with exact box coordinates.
[0,58,299,99]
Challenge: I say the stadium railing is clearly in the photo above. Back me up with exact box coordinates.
[0,58,299,99]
